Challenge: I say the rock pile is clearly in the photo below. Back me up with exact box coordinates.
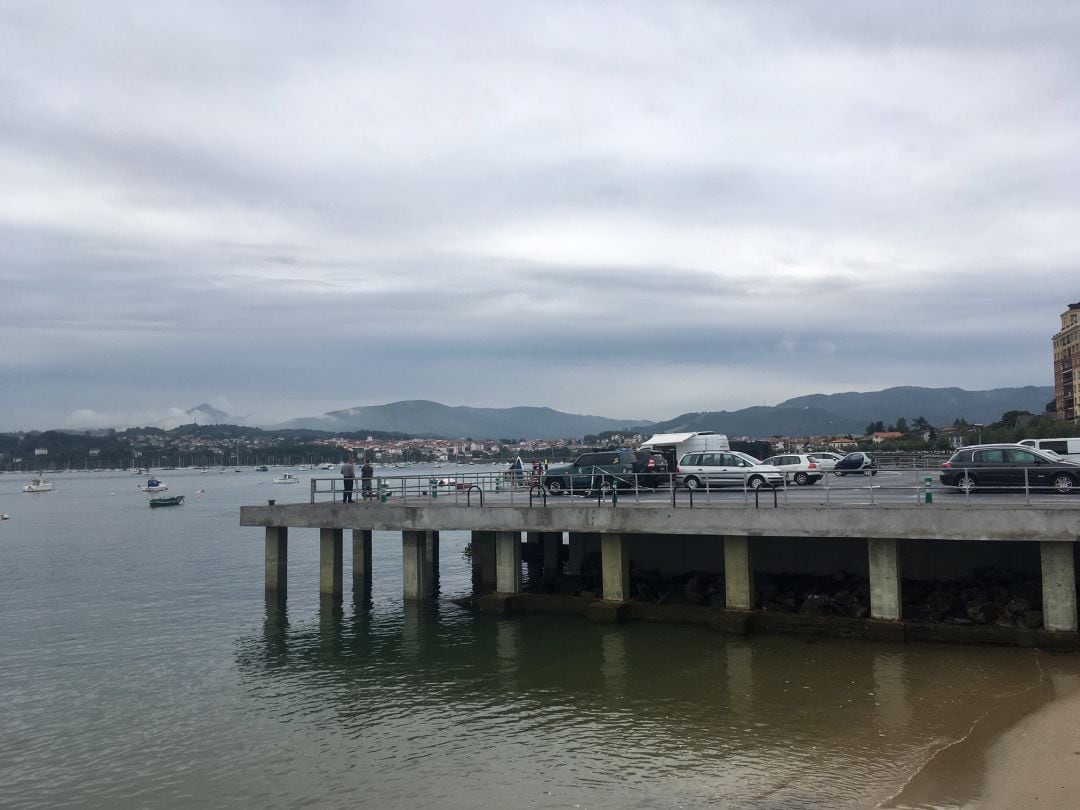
[902,567,1042,628]
[756,571,871,618]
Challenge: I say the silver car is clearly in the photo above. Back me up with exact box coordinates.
[675,451,784,490]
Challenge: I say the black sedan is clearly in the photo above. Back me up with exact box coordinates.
[939,444,1080,494]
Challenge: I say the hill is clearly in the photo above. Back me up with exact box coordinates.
[777,386,1054,428]
[642,385,1054,439]
[278,400,651,439]
[644,406,863,437]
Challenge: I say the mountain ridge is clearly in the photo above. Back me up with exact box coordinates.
[269,385,1053,440]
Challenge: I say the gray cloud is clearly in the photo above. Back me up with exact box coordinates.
[1,1,1077,430]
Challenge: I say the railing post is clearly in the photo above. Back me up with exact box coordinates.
[310,477,316,504]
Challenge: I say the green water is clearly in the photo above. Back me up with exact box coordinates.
[0,468,1066,808]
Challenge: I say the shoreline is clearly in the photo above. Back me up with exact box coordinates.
[885,654,1080,809]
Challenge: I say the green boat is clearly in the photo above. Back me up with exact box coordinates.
[149,495,185,508]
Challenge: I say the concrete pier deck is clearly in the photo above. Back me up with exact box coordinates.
[241,499,1080,643]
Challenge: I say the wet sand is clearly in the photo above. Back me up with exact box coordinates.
[972,676,1080,809]
[887,656,1080,809]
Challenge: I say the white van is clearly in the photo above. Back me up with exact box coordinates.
[639,431,730,470]
[1017,438,1080,461]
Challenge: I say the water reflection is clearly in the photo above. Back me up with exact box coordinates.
[238,602,1052,808]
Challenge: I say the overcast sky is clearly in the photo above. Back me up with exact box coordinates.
[3,1,1078,431]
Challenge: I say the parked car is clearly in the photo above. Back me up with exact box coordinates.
[939,444,1080,494]
[634,450,671,488]
[762,454,824,485]
[1017,437,1080,462]
[675,451,783,490]
[833,452,878,476]
[806,451,845,471]
[542,449,663,494]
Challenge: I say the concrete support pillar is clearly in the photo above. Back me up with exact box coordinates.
[352,529,372,582]
[471,531,497,593]
[495,531,522,594]
[868,538,902,621]
[403,530,435,601]
[320,528,343,596]
[724,535,754,610]
[1041,541,1078,632]
[600,533,630,602]
[542,532,562,579]
[567,532,587,576]
[265,526,288,593]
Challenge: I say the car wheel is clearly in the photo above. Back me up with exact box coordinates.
[545,478,564,495]
[748,475,765,490]
[1052,474,1076,494]
[862,468,874,477]
[794,471,809,485]
[599,479,615,496]
[836,471,846,477]
[684,476,701,490]
[957,474,976,493]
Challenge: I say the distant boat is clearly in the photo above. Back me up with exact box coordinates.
[1,513,10,520]
[141,478,168,493]
[255,465,269,472]
[273,473,300,484]
[319,463,334,470]
[149,495,185,508]
[23,478,54,493]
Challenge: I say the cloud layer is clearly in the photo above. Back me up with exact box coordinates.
[2,1,1078,430]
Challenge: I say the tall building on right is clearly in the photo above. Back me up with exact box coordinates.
[1053,301,1080,421]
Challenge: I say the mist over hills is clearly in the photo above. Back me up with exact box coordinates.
[277,400,651,440]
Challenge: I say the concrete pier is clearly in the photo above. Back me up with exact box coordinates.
[495,531,522,594]
[352,529,372,583]
[724,535,754,610]
[868,538,902,621]
[320,528,343,596]
[403,530,436,600]
[265,526,288,592]
[600,533,630,601]
[242,500,1080,648]
[1041,541,1078,632]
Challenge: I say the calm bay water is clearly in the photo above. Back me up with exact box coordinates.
[0,467,1069,808]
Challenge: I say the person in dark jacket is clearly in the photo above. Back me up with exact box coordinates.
[341,458,355,503]
[360,459,374,499]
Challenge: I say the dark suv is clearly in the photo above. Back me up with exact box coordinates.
[939,444,1080,494]
[542,449,667,494]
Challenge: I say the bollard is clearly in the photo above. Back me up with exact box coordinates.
[379,480,388,503]
[923,476,933,504]
[429,478,438,498]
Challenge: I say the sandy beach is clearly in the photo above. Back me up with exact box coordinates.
[971,672,1080,809]
[887,657,1080,809]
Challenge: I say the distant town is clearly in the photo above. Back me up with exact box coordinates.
[1,409,1077,472]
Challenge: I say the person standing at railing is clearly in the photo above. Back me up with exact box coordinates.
[341,457,355,503]
[360,458,374,499]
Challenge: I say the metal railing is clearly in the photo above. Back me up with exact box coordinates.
[302,464,1080,509]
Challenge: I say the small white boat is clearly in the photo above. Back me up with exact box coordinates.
[1,513,10,520]
[273,473,300,484]
[319,463,334,470]
[23,478,54,493]
[140,477,168,493]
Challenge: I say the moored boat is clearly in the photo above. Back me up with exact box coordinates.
[273,473,300,484]
[149,495,185,508]
[140,478,168,493]
[23,478,54,493]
